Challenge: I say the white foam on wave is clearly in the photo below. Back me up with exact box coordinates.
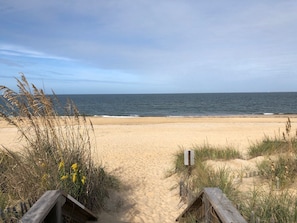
[263,113,274,115]
[100,115,139,118]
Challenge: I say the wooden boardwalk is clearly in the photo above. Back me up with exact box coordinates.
[2,187,246,222]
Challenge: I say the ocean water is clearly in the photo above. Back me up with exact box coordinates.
[56,92,297,117]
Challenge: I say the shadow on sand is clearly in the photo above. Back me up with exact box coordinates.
[97,183,137,223]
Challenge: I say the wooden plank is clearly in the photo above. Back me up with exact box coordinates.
[203,187,247,223]
[20,190,63,223]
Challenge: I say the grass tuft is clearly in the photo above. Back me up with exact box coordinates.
[194,144,242,161]
[248,118,297,158]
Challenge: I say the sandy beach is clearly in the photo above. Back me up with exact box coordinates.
[0,116,296,222]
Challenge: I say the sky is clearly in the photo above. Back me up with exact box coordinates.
[1,0,297,94]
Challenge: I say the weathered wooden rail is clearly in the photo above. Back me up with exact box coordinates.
[176,187,247,223]
[19,190,97,223]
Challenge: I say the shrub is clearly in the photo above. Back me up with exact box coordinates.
[0,74,118,210]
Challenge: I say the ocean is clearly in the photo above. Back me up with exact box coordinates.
[56,92,297,117]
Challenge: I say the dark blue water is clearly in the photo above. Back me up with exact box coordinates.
[56,92,297,117]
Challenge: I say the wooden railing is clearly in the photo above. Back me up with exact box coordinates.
[176,187,247,223]
[19,190,97,223]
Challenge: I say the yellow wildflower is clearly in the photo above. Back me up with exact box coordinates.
[81,176,87,185]
[72,173,77,183]
[60,175,68,180]
[71,163,78,172]
[58,161,64,171]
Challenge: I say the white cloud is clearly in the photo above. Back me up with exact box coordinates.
[0,44,73,61]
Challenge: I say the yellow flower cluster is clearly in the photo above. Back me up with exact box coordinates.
[58,161,87,185]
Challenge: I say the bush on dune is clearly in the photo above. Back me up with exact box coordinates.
[0,74,118,211]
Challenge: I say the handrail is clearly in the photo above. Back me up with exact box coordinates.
[176,187,247,222]
[19,190,97,223]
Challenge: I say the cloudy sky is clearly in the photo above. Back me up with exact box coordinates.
[1,1,297,94]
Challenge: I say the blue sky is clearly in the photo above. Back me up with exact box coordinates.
[1,0,297,94]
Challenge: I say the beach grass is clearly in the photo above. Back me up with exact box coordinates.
[249,118,297,188]
[248,118,297,158]
[257,155,297,189]
[0,75,119,218]
[239,188,297,222]
[248,136,289,157]
[194,144,242,161]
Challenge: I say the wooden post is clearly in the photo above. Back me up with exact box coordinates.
[188,150,192,175]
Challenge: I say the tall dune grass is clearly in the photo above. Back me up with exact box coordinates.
[248,118,297,158]
[0,74,118,211]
